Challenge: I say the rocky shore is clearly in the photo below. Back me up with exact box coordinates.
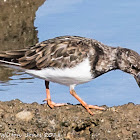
[0,99,139,140]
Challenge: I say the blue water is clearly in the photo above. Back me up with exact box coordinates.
[0,0,140,106]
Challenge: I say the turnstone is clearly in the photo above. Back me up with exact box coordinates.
[0,36,140,115]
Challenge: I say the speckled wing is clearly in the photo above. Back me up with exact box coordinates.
[19,36,96,70]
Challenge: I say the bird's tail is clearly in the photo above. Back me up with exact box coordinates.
[0,49,27,67]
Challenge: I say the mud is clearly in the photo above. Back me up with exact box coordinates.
[0,100,139,140]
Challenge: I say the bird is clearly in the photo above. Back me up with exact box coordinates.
[0,36,139,115]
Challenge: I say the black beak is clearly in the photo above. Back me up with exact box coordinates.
[134,73,140,88]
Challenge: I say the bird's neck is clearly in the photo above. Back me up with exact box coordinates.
[91,46,119,77]
[116,47,132,74]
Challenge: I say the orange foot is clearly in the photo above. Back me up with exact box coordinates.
[84,104,105,115]
[70,90,105,115]
[43,98,68,108]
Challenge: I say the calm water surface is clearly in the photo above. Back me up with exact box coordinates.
[0,0,140,106]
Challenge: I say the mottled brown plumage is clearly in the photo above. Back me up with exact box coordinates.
[0,36,105,69]
[19,36,97,69]
[0,35,140,82]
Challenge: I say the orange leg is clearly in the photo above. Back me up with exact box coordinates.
[43,81,67,108]
[70,89,105,115]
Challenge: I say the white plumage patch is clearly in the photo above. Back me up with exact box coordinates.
[26,58,93,86]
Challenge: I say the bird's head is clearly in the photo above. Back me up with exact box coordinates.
[117,47,140,87]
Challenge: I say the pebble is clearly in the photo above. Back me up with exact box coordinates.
[15,110,33,121]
